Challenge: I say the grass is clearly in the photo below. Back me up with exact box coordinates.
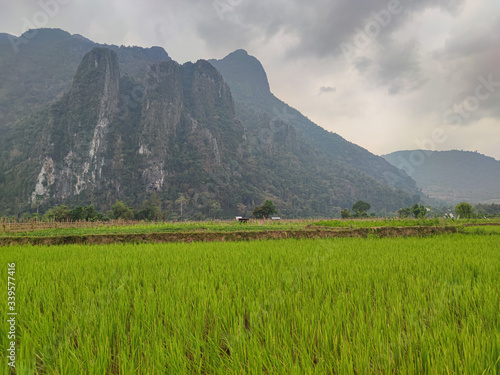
[313,217,500,228]
[463,226,500,235]
[313,218,442,228]
[1,235,499,374]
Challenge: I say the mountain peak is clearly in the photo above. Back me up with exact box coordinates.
[227,49,249,57]
[70,47,120,113]
[20,28,72,42]
[209,50,271,102]
[78,47,119,70]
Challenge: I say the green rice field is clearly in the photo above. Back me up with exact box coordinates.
[1,235,499,374]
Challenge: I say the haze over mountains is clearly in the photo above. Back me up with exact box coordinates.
[2,28,495,218]
[383,151,500,204]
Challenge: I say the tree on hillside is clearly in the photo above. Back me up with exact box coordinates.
[475,203,500,217]
[175,195,189,219]
[209,200,222,219]
[455,202,474,219]
[237,203,247,215]
[253,200,278,219]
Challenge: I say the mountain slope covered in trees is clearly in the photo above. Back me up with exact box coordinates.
[209,50,420,196]
[0,29,420,218]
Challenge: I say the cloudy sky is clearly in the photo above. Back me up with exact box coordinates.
[2,0,500,159]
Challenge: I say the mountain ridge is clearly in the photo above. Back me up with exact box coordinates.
[0,28,170,129]
[209,50,420,196]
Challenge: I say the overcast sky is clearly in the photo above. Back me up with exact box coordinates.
[2,0,500,159]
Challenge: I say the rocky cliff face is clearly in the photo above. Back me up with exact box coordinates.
[138,61,184,192]
[26,47,248,212]
[31,47,120,204]
[135,59,246,194]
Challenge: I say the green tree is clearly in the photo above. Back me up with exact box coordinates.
[82,205,104,221]
[70,206,85,221]
[352,200,371,213]
[44,205,71,221]
[237,203,247,215]
[110,200,135,220]
[455,202,474,219]
[137,199,162,221]
[252,207,265,219]
[411,204,428,219]
[397,207,412,218]
[253,200,278,219]
[341,209,351,219]
[209,201,222,219]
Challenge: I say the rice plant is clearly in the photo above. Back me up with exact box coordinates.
[0,235,499,374]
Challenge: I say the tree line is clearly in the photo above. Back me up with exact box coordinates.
[340,201,500,220]
[3,199,499,222]
[13,200,163,222]
[7,199,281,222]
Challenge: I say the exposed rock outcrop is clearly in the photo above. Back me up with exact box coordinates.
[31,47,120,202]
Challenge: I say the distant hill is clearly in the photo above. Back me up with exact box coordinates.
[383,150,500,204]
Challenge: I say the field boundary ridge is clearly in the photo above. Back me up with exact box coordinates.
[0,226,461,246]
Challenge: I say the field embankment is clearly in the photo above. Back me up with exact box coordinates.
[1,218,499,246]
[0,226,463,246]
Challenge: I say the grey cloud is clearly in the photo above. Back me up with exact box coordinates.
[375,39,426,95]
[350,39,425,95]
[196,0,465,57]
[433,18,500,60]
[353,57,373,73]
[319,86,336,94]
[432,17,500,124]
[1,0,498,159]
[193,0,466,96]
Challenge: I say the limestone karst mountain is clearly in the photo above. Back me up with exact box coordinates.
[0,29,421,218]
